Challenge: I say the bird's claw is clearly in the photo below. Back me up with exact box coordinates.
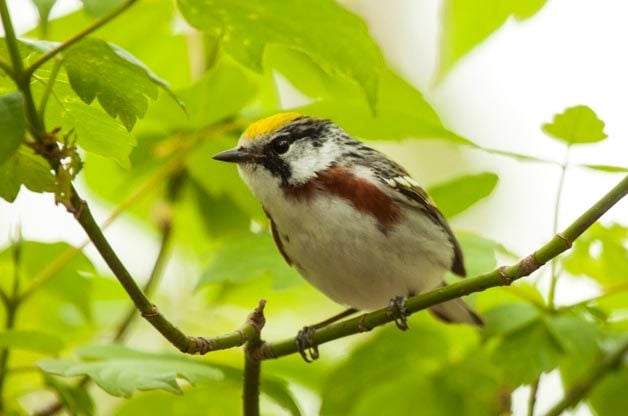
[296,326,319,363]
[387,296,409,331]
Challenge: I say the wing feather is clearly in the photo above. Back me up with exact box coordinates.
[380,175,466,277]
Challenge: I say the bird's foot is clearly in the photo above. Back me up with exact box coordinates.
[387,296,409,331]
[296,326,319,363]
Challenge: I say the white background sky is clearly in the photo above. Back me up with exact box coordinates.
[1,0,627,415]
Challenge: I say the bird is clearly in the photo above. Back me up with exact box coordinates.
[213,112,483,361]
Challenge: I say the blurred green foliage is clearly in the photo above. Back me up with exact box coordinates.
[0,0,626,415]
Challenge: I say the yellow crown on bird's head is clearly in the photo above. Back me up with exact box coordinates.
[242,112,303,140]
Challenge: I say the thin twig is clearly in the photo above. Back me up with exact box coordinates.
[243,300,266,416]
[24,0,139,78]
[527,377,540,416]
[260,175,628,359]
[545,338,628,416]
[38,58,63,120]
[548,145,571,309]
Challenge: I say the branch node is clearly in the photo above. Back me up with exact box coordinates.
[358,314,371,333]
[520,253,544,276]
[498,266,513,285]
[236,329,248,345]
[188,336,214,355]
[260,343,278,359]
[246,299,267,334]
[141,304,160,318]
[556,233,573,249]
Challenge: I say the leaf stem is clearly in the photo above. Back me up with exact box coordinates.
[548,145,571,309]
[38,57,63,121]
[527,377,540,416]
[24,0,139,78]
[0,0,24,75]
[544,337,628,416]
[260,174,628,359]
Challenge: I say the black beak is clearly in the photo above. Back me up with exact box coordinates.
[212,148,256,163]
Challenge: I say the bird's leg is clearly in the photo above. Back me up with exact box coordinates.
[387,296,409,331]
[296,308,358,362]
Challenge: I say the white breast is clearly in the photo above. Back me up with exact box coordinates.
[238,165,454,310]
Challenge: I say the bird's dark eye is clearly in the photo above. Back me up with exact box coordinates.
[272,138,291,154]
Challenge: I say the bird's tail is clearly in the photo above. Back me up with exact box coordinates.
[429,297,483,327]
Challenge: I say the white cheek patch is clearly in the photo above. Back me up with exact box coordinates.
[238,164,283,207]
[287,140,337,184]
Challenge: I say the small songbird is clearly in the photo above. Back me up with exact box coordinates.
[213,113,482,360]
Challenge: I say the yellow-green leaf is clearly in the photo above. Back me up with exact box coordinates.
[0,92,25,164]
[542,105,608,144]
[177,0,383,109]
[439,0,548,78]
[428,172,499,218]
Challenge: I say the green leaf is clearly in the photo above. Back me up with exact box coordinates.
[36,1,192,89]
[63,38,180,131]
[198,232,300,290]
[455,233,501,278]
[581,164,628,173]
[482,302,540,337]
[113,384,241,416]
[44,374,95,416]
[296,66,468,144]
[321,322,503,416]
[0,146,55,202]
[81,0,124,17]
[0,92,26,164]
[562,223,628,285]
[588,367,628,416]
[177,0,383,108]
[40,344,301,415]
[189,179,250,238]
[45,84,137,168]
[428,172,498,218]
[0,241,95,317]
[39,345,224,397]
[439,0,548,78]
[492,318,563,385]
[542,105,608,144]
[143,57,258,132]
[547,312,603,383]
[0,330,64,355]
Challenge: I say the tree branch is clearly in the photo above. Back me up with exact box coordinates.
[260,174,628,360]
[113,172,184,342]
[243,300,266,416]
[23,0,139,78]
[545,337,628,416]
